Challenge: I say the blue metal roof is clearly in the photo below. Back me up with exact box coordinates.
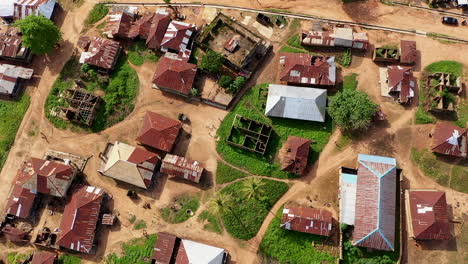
[341,173,358,184]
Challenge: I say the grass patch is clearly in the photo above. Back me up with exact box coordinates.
[216,161,248,184]
[45,55,139,132]
[216,83,334,178]
[343,73,358,91]
[424,60,463,77]
[415,81,436,124]
[451,160,468,193]
[58,255,81,264]
[288,18,301,33]
[128,215,137,224]
[105,234,157,264]
[86,4,109,25]
[455,101,468,128]
[411,148,452,188]
[286,34,302,49]
[7,252,30,264]
[279,45,309,54]
[133,220,147,230]
[160,195,200,223]
[259,206,337,263]
[128,41,160,66]
[220,179,289,240]
[198,210,223,234]
[0,94,30,171]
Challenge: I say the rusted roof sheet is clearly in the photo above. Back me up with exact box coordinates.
[0,0,56,20]
[279,52,336,86]
[80,37,121,70]
[136,111,181,152]
[280,136,311,175]
[407,190,451,240]
[1,225,28,242]
[161,21,195,58]
[101,214,115,225]
[387,65,415,104]
[103,11,134,39]
[431,122,467,158]
[4,184,36,218]
[280,206,333,236]
[352,154,397,251]
[400,40,417,64]
[0,32,22,58]
[0,63,33,95]
[161,154,204,183]
[128,13,154,39]
[152,55,197,96]
[31,251,57,264]
[56,185,104,254]
[146,11,171,49]
[77,36,91,50]
[152,232,176,264]
[302,29,369,50]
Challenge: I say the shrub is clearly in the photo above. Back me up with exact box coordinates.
[86,4,109,25]
[105,234,157,264]
[133,220,147,230]
[219,75,233,88]
[191,88,199,97]
[128,51,144,66]
[200,50,224,73]
[227,76,246,94]
[198,210,223,234]
[58,255,81,264]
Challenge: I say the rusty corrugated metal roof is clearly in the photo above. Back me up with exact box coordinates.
[4,184,36,218]
[387,65,415,104]
[152,232,176,263]
[280,206,333,236]
[0,63,33,95]
[80,37,121,70]
[0,32,22,58]
[279,52,336,86]
[161,154,203,183]
[103,11,134,39]
[161,21,195,58]
[280,136,311,175]
[400,40,417,64]
[136,111,181,152]
[146,12,171,49]
[31,251,57,264]
[128,13,154,39]
[431,122,467,158]
[152,55,197,95]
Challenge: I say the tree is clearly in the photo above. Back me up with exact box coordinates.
[163,0,171,3]
[190,88,199,97]
[227,76,246,94]
[219,75,233,88]
[14,15,61,55]
[209,192,233,216]
[200,50,224,73]
[241,177,265,201]
[328,89,378,131]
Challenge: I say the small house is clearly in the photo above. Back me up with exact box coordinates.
[79,37,122,72]
[431,122,467,158]
[302,26,369,50]
[161,20,196,59]
[380,65,415,104]
[279,136,311,176]
[136,111,182,152]
[30,252,58,264]
[0,0,56,23]
[99,141,160,189]
[280,206,333,236]
[0,63,33,98]
[0,30,32,62]
[399,40,417,65]
[406,190,451,240]
[160,154,204,183]
[103,11,135,39]
[152,53,197,97]
[146,10,171,50]
[265,84,327,122]
[279,53,336,87]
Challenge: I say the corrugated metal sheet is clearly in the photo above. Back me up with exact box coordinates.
[176,239,226,264]
[103,11,134,39]
[0,0,56,20]
[152,55,197,95]
[4,184,36,218]
[31,251,57,264]
[387,65,415,104]
[152,232,176,263]
[280,136,311,175]
[400,40,417,64]
[431,122,467,158]
[161,154,203,183]
[101,214,115,225]
[161,21,195,59]
[146,10,171,49]
[136,111,181,152]
[279,52,336,86]
[80,37,121,70]
[0,63,33,95]
[280,206,333,236]
[302,28,368,50]
[0,32,23,58]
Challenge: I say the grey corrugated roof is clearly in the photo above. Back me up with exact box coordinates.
[265,84,327,122]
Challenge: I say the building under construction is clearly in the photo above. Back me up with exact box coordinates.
[57,82,101,126]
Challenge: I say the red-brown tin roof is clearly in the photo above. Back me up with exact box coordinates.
[128,13,154,39]
[400,40,417,64]
[387,65,415,104]
[161,154,204,183]
[161,21,195,54]
[279,52,336,86]
[0,32,22,58]
[407,190,451,240]
[4,184,36,218]
[280,136,311,176]
[152,232,177,263]
[146,12,171,49]
[280,206,333,236]
[83,37,121,70]
[431,122,467,158]
[104,11,134,39]
[152,56,197,96]
[136,111,181,152]
[31,251,57,264]
[56,185,104,254]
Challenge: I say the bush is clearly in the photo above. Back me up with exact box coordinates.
[191,88,199,97]
[220,179,289,240]
[200,50,224,73]
[216,162,247,184]
[105,234,157,264]
[219,75,233,88]
[86,4,109,25]
[58,255,81,264]
[133,220,147,230]
[227,76,246,94]
[127,41,159,65]
[343,73,358,91]
[160,195,200,223]
[128,51,145,66]
[415,108,435,124]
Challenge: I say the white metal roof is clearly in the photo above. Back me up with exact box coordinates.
[181,239,225,264]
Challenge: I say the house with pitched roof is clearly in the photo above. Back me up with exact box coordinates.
[79,37,121,72]
[56,185,105,254]
[0,30,32,62]
[265,84,327,122]
[30,252,58,264]
[160,154,204,183]
[279,53,336,87]
[339,154,397,251]
[127,13,154,39]
[103,11,135,39]
[380,65,415,104]
[280,206,333,236]
[399,40,417,65]
[302,26,369,50]
[146,10,171,50]
[406,190,451,240]
[431,122,467,158]
[0,63,34,98]
[99,141,160,189]
[279,136,311,176]
[152,53,197,97]
[136,111,181,152]
[0,0,56,23]
[161,21,196,59]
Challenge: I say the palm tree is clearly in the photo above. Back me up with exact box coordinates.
[240,177,265,201]
[208,192,233,216]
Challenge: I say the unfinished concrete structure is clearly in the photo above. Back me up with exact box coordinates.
[56,82,101,126]
[427,72,463,113]
[227,115,272,155]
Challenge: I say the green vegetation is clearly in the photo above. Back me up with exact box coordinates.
[160,195,200,223]
[58,255,82,264]
[86,4,109,25]
[216,161,248,184]
[216,83,334,178]
[105,234,157,264]
[45,55,139,132]
[227,76,246,94]
[415,81,436,124]
[0,94,30,171]
[7,252,30,264]
[286,34,302,49]
[259,207,337,263]
[128,215,137,224]
[200,50,224,73]
[219,179,289,240]
[219,75,233,88]
[329,89,378,131]
[198,210,223,234]
[133,220,147,230]
[342,73,358,91]
[411,148,467,193]
[337,49,352,67]
[128,41,159,66]
[425,61,463,77]
[14,15,61,54]
[279,45,308,54]
[288,18,301,33]
[455,102,468,128]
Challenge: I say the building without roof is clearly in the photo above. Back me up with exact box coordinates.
[152,54,197,97]
[279,53,336,87]
[55,84,101,126]
[406,190,451,240]
[0,0,56,22]
[0,31,32,62]
[350,154,397,251]
[56,185,105,254]
[280,136,311,176]
[265,84,327,122]
[280,206,333,236]
[99,141,160,189]
[431,122,467,158]
[302,26,369,50]
[161,21,196,59]
[146,10,171,50]
[381,65,415,104]
[31,251,57,264]
[160,154,204,183]
[136,111,181,152]
[0,63,33,98]
[103,11,135,39]
[79,37,121,72]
